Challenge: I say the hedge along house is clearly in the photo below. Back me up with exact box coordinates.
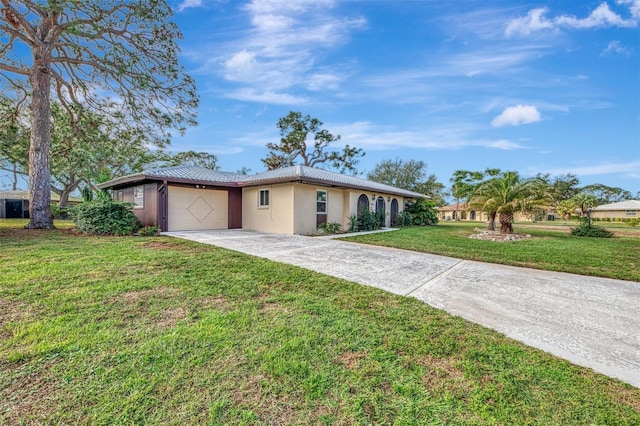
[98,165,425,234]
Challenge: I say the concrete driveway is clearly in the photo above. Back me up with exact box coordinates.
[164,229,640,388]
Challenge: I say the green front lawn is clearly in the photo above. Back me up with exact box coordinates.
[1,221,639,424]
[343,221,640,282]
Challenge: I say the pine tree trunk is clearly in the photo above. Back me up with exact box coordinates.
[499,212,514,234]
[26,44,54,229]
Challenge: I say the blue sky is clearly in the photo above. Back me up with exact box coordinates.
[5,0,636,194]
[164,0,639,194]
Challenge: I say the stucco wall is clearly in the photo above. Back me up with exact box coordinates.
[292,184,347,235]
[242,184,295,234]
[243,183,414,235]
[347,190,408,227]
[592,210,639,219]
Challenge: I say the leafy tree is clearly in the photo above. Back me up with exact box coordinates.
[414,175,448,206]
[451,168,501,228]
[536,173,580,213]
[0,95,29,190]
[1,100,163,207]
[367,158,447,205]
[262,111,364,173]
[471,171,544,234]
[164,151,219,170]
[581,184,632,205]
[0,0,198,228]
[237,166,252,176]
[450,170,483,221]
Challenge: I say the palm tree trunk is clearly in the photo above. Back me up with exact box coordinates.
[487,211,496,231]
[499,212,514,234]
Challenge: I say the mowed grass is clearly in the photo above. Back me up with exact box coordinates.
[343,221,640,282]
[1,220,639,425]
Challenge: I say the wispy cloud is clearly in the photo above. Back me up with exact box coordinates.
[207,0,365,102]
[491,105,541,127]
[176,0,203,12]
[542,161,640,177]
[506,3,638,37]
[223,88,308,105]
[601,40,633,56]
[331,121,527,151]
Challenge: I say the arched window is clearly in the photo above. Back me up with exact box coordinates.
[470,211,476,220]
[357,194,369,217]
[376,196,386,227]
[390,199,399,226]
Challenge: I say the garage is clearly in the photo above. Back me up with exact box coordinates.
[167,186,228,231]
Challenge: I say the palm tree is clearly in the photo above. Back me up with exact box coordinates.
[570,193,598,217]
[470,171,545,234]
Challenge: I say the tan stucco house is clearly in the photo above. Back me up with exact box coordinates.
[590,200,640,219]
[437,203,556,222]
[98,165,424,234]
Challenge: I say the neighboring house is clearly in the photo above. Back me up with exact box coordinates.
[590,200,640,219]
[437,203,555,222]
[97,165,425,234]
[0,190,82,219]
[437,204,488,221]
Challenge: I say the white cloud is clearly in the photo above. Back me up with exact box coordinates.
[601,40,632,55]
[330,121,527,151]
[213,0,365,102]
[556,3,636,28]
[505,8,555,37]
[617,0,640,19]
[307,72,343,91]
[491,105,541,127]
[224,50,258,81]
[177,0,203,12]
[506,3,638,37]
[224,88,308,105]
[543,161,640,177]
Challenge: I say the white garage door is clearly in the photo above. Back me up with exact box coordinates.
[168,187,228,231]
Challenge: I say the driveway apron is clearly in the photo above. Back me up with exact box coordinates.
[164,229,640,388]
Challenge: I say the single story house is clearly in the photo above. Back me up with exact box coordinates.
[98,165,425,234]
[0,190,82,219]
[590,200,640,219]
[437,203,556,222]
[437,204,488,221]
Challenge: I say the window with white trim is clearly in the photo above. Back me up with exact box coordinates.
[133,186,144,209]
[317,190,327,213]
[258,189,270,207]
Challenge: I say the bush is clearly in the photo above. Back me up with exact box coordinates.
[138,225,159,236]
[628,218,638,227]
[570,219,613,238]
[318,221,342,234]
[403,198,439,226]
[394,210,414,227]
[51,204,69,220]
[347,209,385,232]
[71,198,140,236]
